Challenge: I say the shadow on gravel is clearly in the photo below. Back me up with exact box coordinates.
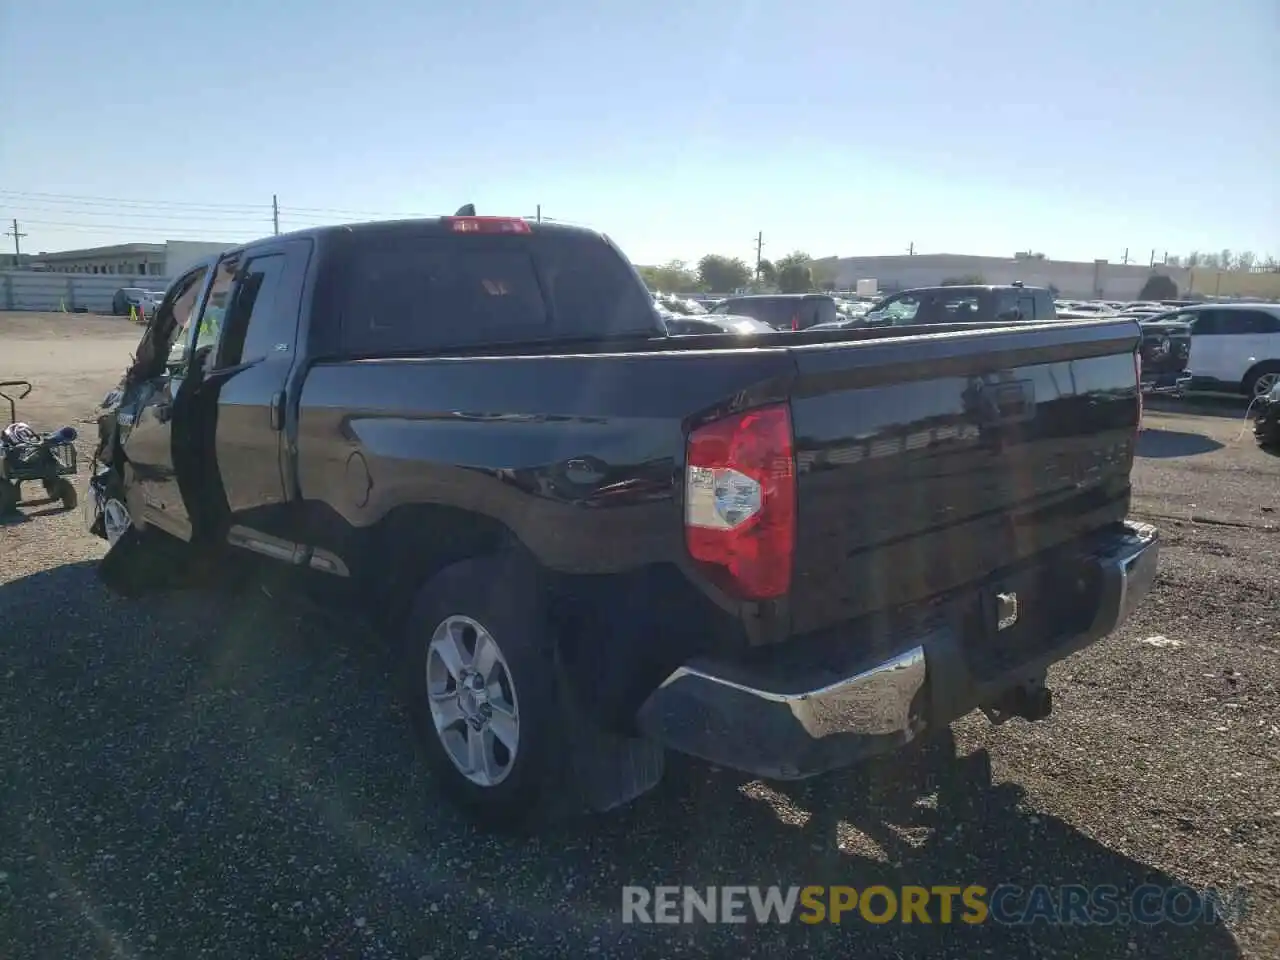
[0,561,1245,960]
[1137,429,1225,459]
[0,492,76,524]
[1146,395,1250,421]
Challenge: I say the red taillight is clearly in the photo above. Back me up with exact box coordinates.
[791,312,799,331]
[1135,350,1144,433]
[684,404,796,600]
[445,216,532,235]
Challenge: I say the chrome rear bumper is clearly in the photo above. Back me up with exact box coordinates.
[636,521,1159,779]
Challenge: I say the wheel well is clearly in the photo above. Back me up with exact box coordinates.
[361,505,518,634]
[1243,359,1280,392]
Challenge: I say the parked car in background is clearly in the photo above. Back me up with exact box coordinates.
[661,314,776,336]
[708,293,840,330]
[1148,303,1280,400]
[654,293,707,316]
[857,284,1058,327]
[1136,317,1193,396]
[112,287,163,316]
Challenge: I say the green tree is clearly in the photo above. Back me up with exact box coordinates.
[776,251,814,293]
[1220,249,1233,270]
[1138,274,1179,300]
[638,260,697,293]
[757,259,777,285]
[697,254,752,293]
[809,257,838,291]
[777,264,813,293]
[1234,251,1256,272]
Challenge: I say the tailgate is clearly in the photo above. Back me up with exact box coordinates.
[785,319,1141,636]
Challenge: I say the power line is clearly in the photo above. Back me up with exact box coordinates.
[0,189,434,221]
[0,189,269,214]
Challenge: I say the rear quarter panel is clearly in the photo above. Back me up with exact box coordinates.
[293,348,796,578]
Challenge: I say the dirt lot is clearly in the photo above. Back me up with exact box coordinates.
[1,312,1277,959]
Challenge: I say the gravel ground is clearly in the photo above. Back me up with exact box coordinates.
[1,314,1277,959]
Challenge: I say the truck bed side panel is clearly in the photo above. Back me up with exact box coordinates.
[293,348,795,577]
[786,320,1141,636]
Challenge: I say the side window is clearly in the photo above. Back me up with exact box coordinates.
[212,254,288,369]
[163,265,210,372]
[1232,311,1280,335]
[710,301,735,315]
[1191,311,1225,336]
[195,258,238,356]
[1018,296,1037,321]
[165,266,210,347]
[883,294,920,324]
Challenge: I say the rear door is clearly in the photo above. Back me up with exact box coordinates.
[200,240,312,541]
[1186,309,1234,384]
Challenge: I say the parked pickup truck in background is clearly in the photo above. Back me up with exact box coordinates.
[815,283,1059,330]
[88,213,1159,830]
[1136,317,1193,396]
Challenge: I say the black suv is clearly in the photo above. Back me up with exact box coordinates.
[860,284,1058,327]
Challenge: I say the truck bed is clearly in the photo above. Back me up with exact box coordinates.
[293,318,1140,644]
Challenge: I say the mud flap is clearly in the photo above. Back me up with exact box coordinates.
[552,647,666,815]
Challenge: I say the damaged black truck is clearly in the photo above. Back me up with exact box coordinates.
[88,215,1159,829]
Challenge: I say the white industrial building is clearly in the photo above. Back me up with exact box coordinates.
[29,240,234,280]
[817,253,1195,302]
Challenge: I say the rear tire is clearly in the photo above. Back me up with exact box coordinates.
[399,552,565,832]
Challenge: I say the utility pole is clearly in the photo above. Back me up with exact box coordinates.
[1121,247,1131,265]
[755,231,764,280]
[908,242,915,256]
[536,205,542,223]
[1149,249,1155,267]
[5,219,26,264]
[272,195,280,236]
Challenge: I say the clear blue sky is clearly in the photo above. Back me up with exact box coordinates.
[1,0,1276,267]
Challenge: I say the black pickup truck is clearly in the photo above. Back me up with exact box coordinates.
[819,283,1059,328]
[88,214,1159,830]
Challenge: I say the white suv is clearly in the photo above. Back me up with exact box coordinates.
[1167,303,1280,400]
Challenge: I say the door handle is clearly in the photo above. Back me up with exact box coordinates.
[270,391,286,431]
